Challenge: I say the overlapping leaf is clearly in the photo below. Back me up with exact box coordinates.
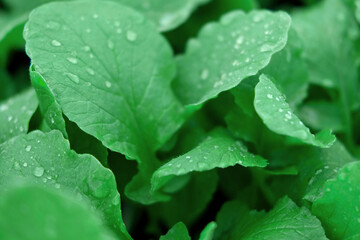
[174,10,291,105]
[159,222,190,240]
[254,74,335,148]
[0,131,131,239]
[312,161,360,240]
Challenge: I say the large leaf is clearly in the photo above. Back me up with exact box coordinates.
[199,222,217,240]
[292,0,359,145]
[0,130,131,239]
[0,88,38,144]
[216,197,328,240]
[24,1,185,203]
[174,10,291,105]
[254,74,335,148]
[312,161,360,240]
[0,185,117,240]
[151,128,267,191]
[159,222,190,240]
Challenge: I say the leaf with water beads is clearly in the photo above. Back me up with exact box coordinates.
[174,10,291,105]
[151,128,267,191]
[312,161,360,240]
[0,88,38,144]
[0,130,131,240]
[254,74,335,148]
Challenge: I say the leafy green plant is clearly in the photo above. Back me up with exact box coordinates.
[0,0,359,239]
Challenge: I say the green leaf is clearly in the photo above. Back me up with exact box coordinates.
[174,10,291,105]
[30,69,67,137]
[0,88,38,144]
[0,185,117,240]
[159,222,191,240]
[24,1,185,203]
[254,74,336,148]
[292,0,359,146]
[199,222,217,240]
[260,28,309,107]
[151,128,267,191]
[219,197,328,240]
[0,130,131,240]
[120,0,211,32]
[312,161,360,240]
[31,69,109,166]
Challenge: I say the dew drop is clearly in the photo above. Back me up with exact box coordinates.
[23,162,28,167]
[67,57,78,64]
[92,13,99,19]
[186,156,191,159]
[126,30,137,42]
[66,73,80,83]
[14,162,21,170]
[107,40,114,49]
[34,167,45,177]
[260,44,274,52]
[86,68,95,76]
[83,46,91,52]
[112,194,120,206]
[25,145,32,152]
[105,81,112,88]
[0,105,8,112]
[116,28,122,34]
[236,36,244,45]
[55,183,61,189]
[51,40,61,47]
[267,94,273,99]
[201,69,209,80]
[8,116,12,121]
[245,58,250,63]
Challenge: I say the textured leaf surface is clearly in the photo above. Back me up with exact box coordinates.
[0,88,38,144]
[174,10,291,105]
[152,128,267,191]
[228,197,328,240]
[24,1,185,203]
[254,74,335,148]
[159,222,191,240]
[0,185,117,240]
[312,161,360,240]
[0,131,131,239]
[120,0,210,32]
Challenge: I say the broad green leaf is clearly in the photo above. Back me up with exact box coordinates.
[151,128,267,191]
[159,222,190,240]
[299,101,345,133]
[199,222,217,240]
[174,10,291,105]
[226,197,328,240]
[24,1,185,203]
[0,88,38,144]
[0,131,131,239]
[31,69,108,166]
[0,185,117,240]
[312,161,360,240]
[120,0,211,32]
[260,28,309,107]
[254,74,335,148]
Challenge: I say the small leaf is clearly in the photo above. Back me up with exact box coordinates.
[254,74,335,148]
[174,10,291,105]
[159,222,191,240]
[0,185,117,240]
[199,222,217,240]
[0,88,38,144]
[152,128,267,191]
[0,131,131,240]
[312,161,360,240]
